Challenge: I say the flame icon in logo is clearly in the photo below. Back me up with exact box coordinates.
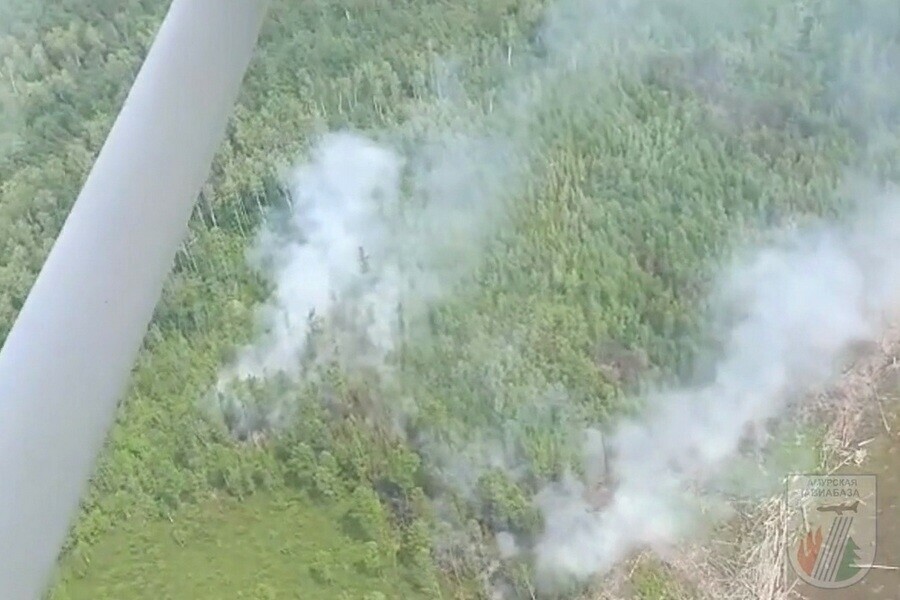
[797,526,824,576]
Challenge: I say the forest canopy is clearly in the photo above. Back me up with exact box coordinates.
[1,1,899,598]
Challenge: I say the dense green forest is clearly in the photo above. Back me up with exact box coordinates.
[2,0,900,598]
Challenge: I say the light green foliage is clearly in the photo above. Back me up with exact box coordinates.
[312,451,345,499]
[310,550,337,584]
[345,485,395,550]
[477,470,541,535]
[631,561,693,600]
[358,540,383,576]
[2,0,899,599]
[49,493,424,600]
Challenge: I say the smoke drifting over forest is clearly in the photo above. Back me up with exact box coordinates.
[211,0,900,594]
[219,130,516,383]
[533,196,900,587]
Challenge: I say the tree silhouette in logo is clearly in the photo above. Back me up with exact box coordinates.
[836,537,862,582]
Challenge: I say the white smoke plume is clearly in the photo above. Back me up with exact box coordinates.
[225,133,406,380]
[205,0,900,595]
[211,127,520,436]
[533,195,900,589]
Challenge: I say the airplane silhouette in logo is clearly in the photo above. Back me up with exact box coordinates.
[816,500,860,516]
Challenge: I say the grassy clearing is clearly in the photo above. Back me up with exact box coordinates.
[51,492,439,600]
